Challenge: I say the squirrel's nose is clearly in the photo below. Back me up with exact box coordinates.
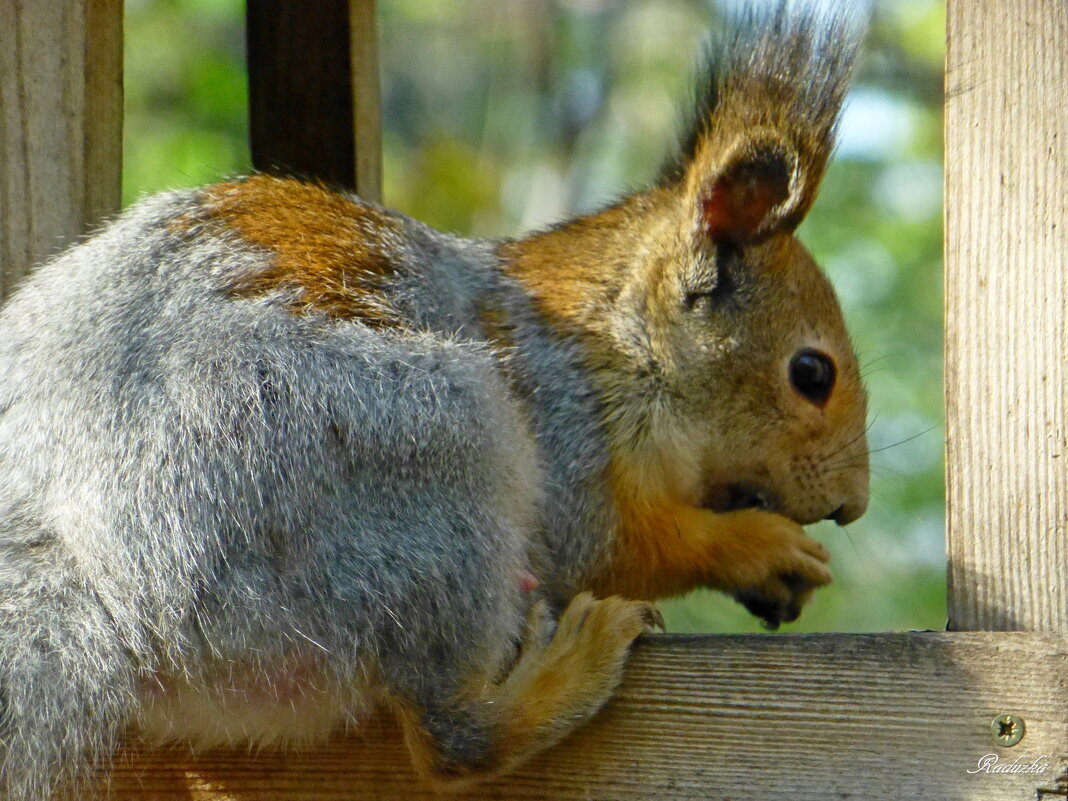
[825,496,867,526]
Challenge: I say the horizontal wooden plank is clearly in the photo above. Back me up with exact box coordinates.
[106,633,1068,800]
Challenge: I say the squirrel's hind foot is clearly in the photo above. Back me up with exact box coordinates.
[397,593,658,791]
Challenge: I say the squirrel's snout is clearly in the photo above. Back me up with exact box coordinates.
[825,495,868,526]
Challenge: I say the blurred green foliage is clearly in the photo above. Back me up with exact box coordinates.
[124,0,946,633]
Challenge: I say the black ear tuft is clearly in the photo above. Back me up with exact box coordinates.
[664,1,864,234]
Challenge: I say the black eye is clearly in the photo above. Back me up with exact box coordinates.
[789,349,836,406]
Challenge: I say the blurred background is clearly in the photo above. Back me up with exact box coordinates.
[123,0,946,633]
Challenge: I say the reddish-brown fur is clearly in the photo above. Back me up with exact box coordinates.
[198,175,406,326]
[501,190,848,603]
[589,472,830,601]
[499,190,678,343]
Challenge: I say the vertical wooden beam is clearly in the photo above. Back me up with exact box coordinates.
[0,0,123,301]
[945,1,1068,631]
[246,0,382,201]
[350,0,382,201]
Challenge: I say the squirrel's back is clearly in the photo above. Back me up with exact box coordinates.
[0,182,542,748]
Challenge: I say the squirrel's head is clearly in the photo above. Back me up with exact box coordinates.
[621,5,869,529]
[645,136,870,527]
[589,126,869,535]
[503,4,868,542]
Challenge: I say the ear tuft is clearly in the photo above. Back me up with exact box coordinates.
[700,144,796,245]
[667,2,863,246]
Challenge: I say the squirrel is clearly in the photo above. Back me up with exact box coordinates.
[0,2,868,798]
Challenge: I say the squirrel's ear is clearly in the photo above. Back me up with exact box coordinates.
[697,137,800,246]
[667,3,863,248]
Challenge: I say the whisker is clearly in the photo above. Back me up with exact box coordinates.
[841,524,860,557]
[857,350,903,373]
[867,424,940,456]
[860,365,891,380]
[824,459,870,472]
[824,462,900,481]
[823,414,880,461]
[824,424,941,472]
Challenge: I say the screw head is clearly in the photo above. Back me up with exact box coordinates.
[991,714,1025,747]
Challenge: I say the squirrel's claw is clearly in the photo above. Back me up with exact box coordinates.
[644,605,666,633]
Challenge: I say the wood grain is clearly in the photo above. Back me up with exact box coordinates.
[246,0,381,201]
[105,633,1068,801]
[0,0,123,301]
[944,2,1068,632]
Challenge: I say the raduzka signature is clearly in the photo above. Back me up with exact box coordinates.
[968,754,1051,774]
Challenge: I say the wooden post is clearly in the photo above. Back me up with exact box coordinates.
[0,0,123,301]
[944,1,1068,633]
[349,0,382,200]
[246,0,382,201]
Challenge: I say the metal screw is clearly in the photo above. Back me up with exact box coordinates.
[991,714,1025,747]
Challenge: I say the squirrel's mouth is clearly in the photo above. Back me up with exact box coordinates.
[701,482,777,514]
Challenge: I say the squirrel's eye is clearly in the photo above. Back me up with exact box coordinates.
[789,348,836,406]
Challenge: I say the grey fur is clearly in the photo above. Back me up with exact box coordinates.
[1,194,541,797]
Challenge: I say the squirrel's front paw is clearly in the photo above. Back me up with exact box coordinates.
[702,509,832,629]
